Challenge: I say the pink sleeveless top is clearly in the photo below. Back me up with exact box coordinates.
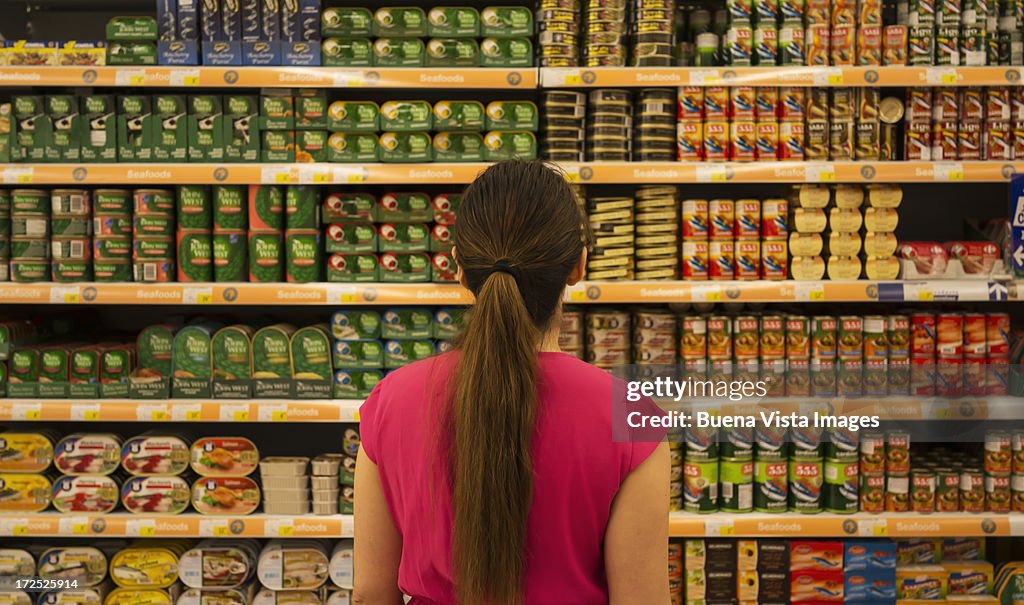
[359,351,661,605]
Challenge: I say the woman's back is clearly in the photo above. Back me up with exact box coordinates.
[359,351,661,605]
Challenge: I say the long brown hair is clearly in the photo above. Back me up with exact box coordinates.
[451,160,586,605]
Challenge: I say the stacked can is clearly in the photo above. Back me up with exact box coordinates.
[587,195,635,279]
[681,199,709,279]
[285,186,322,283]
[246,186,284,282]
[789,185,827,281]
[133,189,175,282]
[585,308,630,371]
[559,308,585,360]
[631,0,676,67]
[538,0,581,67]
[724,0,753,65]
[584,0,628,66]
[676,86,704,160]
[634,89,677,161]
[632,309,676,365]
[634,186,679,280]
[176,186,212,283]
[212,186,248,282]
[587,89,633,161]
[905,0,999,67]
[825,184,864,280]
[669,432,684,512]
[754,86,780,161]
[682,198,788,281]
[51,189,92,283]
[92,189,132,282]
[10,190,50,282]
[685,420,720,513]
[0,191,8,281]
[667,541,683,605]
[862,185,901,280]
[541,91,586,162]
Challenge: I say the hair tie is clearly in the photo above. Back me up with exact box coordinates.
[490,259,522,281]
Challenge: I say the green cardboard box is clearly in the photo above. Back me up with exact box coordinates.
[107,16,158,40]
[80,95,117,163]
[117,95,154,162]
[260,90,295,130]
[13,96,50,163]
[47,95,80,162]
[296,89,328,130]
[224,95,260,163]
[261,130,295,162]
[153,94,188,162]
[297,130,327,163]
[188,95,225,162]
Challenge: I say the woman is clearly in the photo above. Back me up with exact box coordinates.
[354,160,670,605]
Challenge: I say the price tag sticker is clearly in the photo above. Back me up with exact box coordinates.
[200,520,230,537]
[264,520,294,537]
[934,162,965,182]
[689,69,721,85]
[126,519,157,537]
[2,167,33,185]
[258,404,288,422]
[696,165,728,183]
[332,71,366,87]
[137,404,168,422]
[328,286,359,305]
[171,404,203,422]
[561,70,582,86]
[1010,515,1024,536]
[299,165,333,184]
[219,404,250,422]
[115,69,146,86]
[813,67,843,86]
[261,167,296,184]
[170,69,201,86]
[0,518,29,536]
[926,66,958,85]
[183,287,213,305]
[705,519,735,537]
[805,163,836,183]
[691,284,722,302]
[71,404,101,421]
[352,410,361,422]
[918,290,935,301]
[859,519,888,537]
[49,286,81,304]
[12,403,41,421]
[795,283,826,302]
[59,517,90,536]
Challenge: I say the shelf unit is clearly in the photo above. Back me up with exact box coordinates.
[669,512,1023,538]
[0,399,361,422]
[0,280,1011,305]
[0,514,353,538]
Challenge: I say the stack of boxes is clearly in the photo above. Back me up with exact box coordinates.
[791,541,844,602]
[582,0,627,67]
[311,454,342,515]
[260,456,310,515]
[11,189,50,282]
[52,190,92,282]
[684,539,791,604]
[107,16,158,66]
[633,89,676,161]
[246,185,285,283]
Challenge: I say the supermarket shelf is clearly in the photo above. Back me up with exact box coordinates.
[0,399,361,422]
[0,163,492,185]
[0,280,1012,306]
[560,161,1024,183]
[540,65,1024,88]
[6,161,1024,185]
[670,512,1020,537]
[0,514,353,538]
[0,66,537,89]
[661,397,1021,421]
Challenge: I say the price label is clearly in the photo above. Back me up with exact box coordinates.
[934,162,965,182]
[705,519,735,537]
[0,519,29,536]
[299,165,333,184]
[137,404,168,422]
[126,520,157,537]
[12,403,41,421]
[568,290,587,302]
[1010,515,1024,536]
[696,165,728,183]
[261,167,296,184]
[49,286,81,303]
[859,519,888,537]
[59,517,90,536]
[352,410,361,422]
[183,287,213,305]
[689,69,721,85]
[200,520,230,537]
[805,163,836,183]
[2,168,34,185]
[795,283,826,302]
[341,516,355,537]
[258,404,288,422]
[171,404,203,422]
[272,410,288,421]
[115,69,146,86]
[264,520,294,537]
[332,72,365,87]
[691,284,722,302]
[927,66,958,85]
[220,404,250,422]
[918,290,935,301]
[278,525,295,537]
[561,70,582,86]
[562,168,582,183]
[71,404,101,421]
[170,69,201,86]
[813,67,843,86]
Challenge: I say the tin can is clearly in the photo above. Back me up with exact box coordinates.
[51,189,90,216]
[706,316,731,360]
[708,199,734,239]
[733,200,761,238]
[884,25,909,64]
[936,312,963,358]
[911,356,937,397]
[886,315,910,359]
[755,87,779,120]
[727,0,754,22]
[886,473,910,512]
[755,424,788,460]
[733,316,759,360]
[778,121,805,160]
[935,26,960,64]
[784,317,811,361]
[829,120,854,160]
[960,467,985,512]
[959,88,985,121]
[761,240,786,279]
[778,23,805,64]
[862,316,887,362]
[962,312,987,358]
[887,431,911,474]
[709,240,735,280]
[678,87,704,120]
[985,121,1012,160]
[735,240,761,280]
[133,258,175,282]
[986,430,1013,474]
[811,358,837,397]
[682,199,709,238]
[837,358,863,397]
[719,458,754,513]
[682,241,709,280]
[680,316,707,361]
[830,24,855,64]
[755,315,784,361]
[958,120,982,160]
[755,121,779,160]
[910,470,936,513]
[788,459,823,513]
[726,24,753,65]
[720,422,754,459]
[133,189,175,216]
[837,316,864,360]
[905,120,932,160]
[730,121,757,161]
[683,459,719,513]
[730,86,756,119]
[909,25,935,65]
[805,120,829,160]
[987,473,1011,513]
[1013,474,1024,513]
[759,199,787,239]
[677,121,703,160]
[857,25,882,64]
[791,426,823,459]
[811,316,837,360]
[911,313,936,357]
[780,87,805,122]
[703,121,729,161]
[754,460,788,513]
[988,359,1009,396]
[823,459,858,513]
[987,313,1010,357]
[787,358,811,396]
[686,424,719,460]
[806,24,830,65]
[861,473,885,513]
[987,87,1012,120]
[755,25,778,65]
[936,469,960,512]
[805,0,830,23]
[888,357,911,395]
[1014,432,1024,474]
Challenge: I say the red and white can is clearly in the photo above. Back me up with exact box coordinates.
[682,241,709,280]
[735,199,761,238]
[963,312,987,358]
[735,240,761,280]
[761,240,787,280]
[709,199,734,239]
[730,121,757,161]
[911,312,936,358]
[936,312,964,359]
[987,313,1010,357]
[682,199,710,239]
[755,121,779,161]
[709,240,735,280]
[779,121,805,160]
[761,199,788,238]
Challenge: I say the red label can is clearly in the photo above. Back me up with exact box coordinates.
[682,199,709,239]
[936,356,964,398]
[755,87,779,120]
[907,89,933,121]
[1014,121,1024,160]
[861,473,885,513]
[932,121,958,161]
[911,313,936,358]
[761,240,787,280]
[987,313,1010,357]
[987,474,1011,513]
[779,121,805,160]
[910,356,936,397]
[761,199,787,238]
[958,120,982,160]
[934,88,960,121]
[963,312,987,357]
[959,88,985,121]
[682,241,709,280]
[960,469,985,513]
[704,86,728,118]
[779,87,805,122]
[730,121,757,161]
[735,199,761,238]
[964,356,986,396]
[987,87,1012,121]
[830,24,855,64]
[709,199,734,239]
[678,86,704,121]
[755,121,779,161]
[703,121,729,161]
[988,357,1009,396]
[735,240,761,280]
[677,121,703,160]
[730,86,756,120]
[936,312,964,358]
[905,120,932,160]
[883,25,908,65]
[857,24,882,65]
[709,240,735,280]
[984,121,1013,161]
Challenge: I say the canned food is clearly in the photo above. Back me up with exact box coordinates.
[788,459,823,513]
[811,316,837,360]
[987,474,1011,513]
[986,430,1012,474]
[911,313,936,357]
[719,458,753,513]
[910,470,936,513]
[733,316,759,360]
[1013,474,1024,513]
[1015,431,1024,474]
[708,199,734,239]
[703,121,728,160]
[887,315,910,359]
[682,200,709,238]
[936,469,960,512]
[683,459,719,514]
[823,459,858,514]
[987,313,1009,357]
[133,189,175,216]
[686,425,719,460]
[960,467,985,512]
[886,473,909,512]
[886,431,911,474]
[936,313,963,358]
[680,316,707,361]
[860,432,885,474]
[837,316,864,360]
[860,473,885,513]
[755,424,788,460]
[709,240,735,280]
[51,189,90,216]
[682,241,709,280]
[754,460,788,513]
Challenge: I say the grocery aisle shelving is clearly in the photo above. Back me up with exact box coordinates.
[0,399,361,422]
[669,512,1023,538]
[0,280,1010,305]
[0,513,353,538]
[5,161,1024,185]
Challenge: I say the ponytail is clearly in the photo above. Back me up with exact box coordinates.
[450,160,588,605]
